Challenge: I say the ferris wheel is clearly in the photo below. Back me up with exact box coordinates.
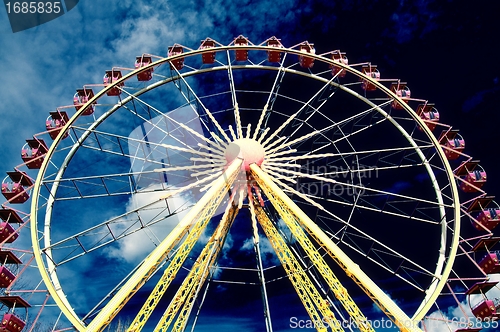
[0,35,499,332]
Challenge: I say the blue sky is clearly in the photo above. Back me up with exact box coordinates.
[0,1,499,331]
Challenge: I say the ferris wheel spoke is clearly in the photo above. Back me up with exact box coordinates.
[74,122,222,162]
[265,89,392,156]
[260,75,336,147]
[119,89,226,152]
[40,165,221,201]
[84,126,225,170]
[280,181,443,228]
[121,103,209,156]
[268,175,448,289]
[266,165,449,208]
[267,146,431,168]
[278,78,345,146]
[168,65,231,143]
[226,50,243,139]
[41,171,223,266]
[43,206,176,267]
[263,101,391,160]
[44,172,156,201]
[253,55,288,140]
[70,119,223,174]
[248,203,273,332]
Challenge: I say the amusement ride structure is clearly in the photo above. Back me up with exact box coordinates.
[0,35,499,331]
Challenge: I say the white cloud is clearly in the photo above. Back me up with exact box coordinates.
[103,187,194,264]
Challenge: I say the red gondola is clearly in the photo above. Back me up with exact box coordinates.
[21,138,48,169]
[298,42,315,69]
[135,56,153,81]
[1,171,33,204]
[266,37,283,63]
[439,130,465,160]
[73,88,95,115]
[331,51,348,78]
[0,223,18,244]
[478,253,500,274]
[468,197,500,232]
[234,36,249,62]
[103,70,123,96]
[466,281,500,320]
[390,82,411,110]
[0,296,30,332]
[416,103,439,131]
[361,65,380,91]
[0,251,22,291]
[200,38,216,64]
[46,111,69,140]
[0,313,25,332]
[168,45,184,70]
[473,237,500,274]
[455,160,486,193]
[0,266,15,288]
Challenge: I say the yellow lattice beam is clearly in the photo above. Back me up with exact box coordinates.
[154,203,238,332]
[126,164,242,331]
[253,203,344,332]
[85,158,243,332]
[250,164,423,332]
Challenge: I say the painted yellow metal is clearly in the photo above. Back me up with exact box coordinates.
[167,203,238,332]
[250,164,423,332]
[253,203,344,332]
[126,197,227,331]
[85,158,242,331]
[152,202,237,331]
[251,167,372,332]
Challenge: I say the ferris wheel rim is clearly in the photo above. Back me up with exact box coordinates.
[28,41,461,329]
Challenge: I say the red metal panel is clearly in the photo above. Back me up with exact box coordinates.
[472,299,496,319]
[103,70,123,96]
[478,253,500,274]
[298,43,315,69]
[0,313,25,332]
[444,137,465,160]
[135,56,153,81]
[473,209,500,231]
[168,46,185,70]
[1,184,29,204]
[200,39,216,64]
[46,111,69,140]
[266,37,282,63]
[361,65,379,91]
[0,266,15,288]
[331,52,348,78]
[460,171,487,193]
[0,223,18,243]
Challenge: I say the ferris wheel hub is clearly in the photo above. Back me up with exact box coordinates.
[224,138,265,171]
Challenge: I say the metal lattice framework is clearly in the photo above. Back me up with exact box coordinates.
[2,35,499,332]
